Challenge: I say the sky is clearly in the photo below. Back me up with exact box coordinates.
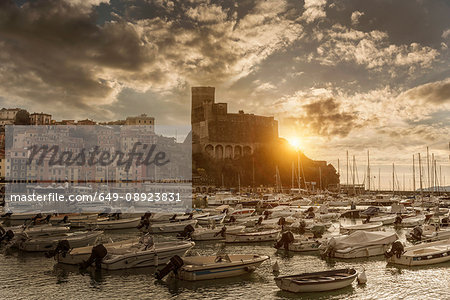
[0,0,449,189]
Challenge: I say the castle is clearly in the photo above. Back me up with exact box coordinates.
[191,87,278,159]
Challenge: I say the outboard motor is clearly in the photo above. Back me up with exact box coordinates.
[394,215,403,225]
[363,216,371,224]
[169,214,177,221]
[384,241,404,259]
[81,244,108,269]
[187,213,193,220]
[274,231,295,250]
[155,255,184,280]
[298,220,306,235]
[43,215,51,223]
[177,225,195,239]
[229,216,236,223]
[410,226,423,241]
[256,216,263,226]
[442,217,449,227]
[45,240,71,258]
[311,225,325,238]
[277,217,286,226]
[58,215,69,224]
[0,229,14,243]
[263,211,270,220]
[214,226,227,238]
[137,215,150,230]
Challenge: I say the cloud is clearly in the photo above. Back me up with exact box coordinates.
[313,25,440,73]
[351,11,364,25]
[300,0,327,23]
[0,0,302,120]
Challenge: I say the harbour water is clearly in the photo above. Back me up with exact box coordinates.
[1,227,449,300]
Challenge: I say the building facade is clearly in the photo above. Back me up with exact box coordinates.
[191,87,278,159]
[30,113,52,125]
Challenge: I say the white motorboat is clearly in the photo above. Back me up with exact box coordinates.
[196,214,226,225]
[142,219,198,233]
[95,217,141,230]
[274,232,322,252]
[406,225,450,243]
[2,224,70,237]
[394,215,426,228]
[275,268,357,293]
[190,225,245,241]
[55,238,140,265]
[340,222,383,234]
[386,239,450,266]
[101,240,195,270]
[320,231,398,259]
[225,229,281,243]
[228,208,256,219]
[367,215,396,225]
[17,230,103,252]
[155,254,269,281]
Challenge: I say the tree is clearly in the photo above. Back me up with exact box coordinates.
[14,110,30,125]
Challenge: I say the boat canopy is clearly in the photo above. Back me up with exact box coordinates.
[328,231,398,250]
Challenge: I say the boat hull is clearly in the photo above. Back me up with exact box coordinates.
[225,230,280,243]
[102,242,195,270]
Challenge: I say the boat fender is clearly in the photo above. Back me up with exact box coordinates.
[155,255,184,280]
[214,226,227,237]
[274,231,294,250]
[45,239,71,258]
[357,269,367,284]
[177,225,195,239]
[81,244,108,269]
[272,261,280,273]
[256,217,263,226]
[384,240,404,259]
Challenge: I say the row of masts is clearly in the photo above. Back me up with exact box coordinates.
[339,143,450,194]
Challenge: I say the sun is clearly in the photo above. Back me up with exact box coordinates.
[288,137,301,150]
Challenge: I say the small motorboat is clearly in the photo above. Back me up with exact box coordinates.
[366,215,396,225]
[196,214,226,225]
[55,238,140,265]
[95,217,141,230]
[141,219,198,234]
[190,225,246,241]
[394,215,426,228]
[17,230,103,252]
[225,229,281,243]
[406,225,450,243]
[340,222,383,234]
[386,239,450,266]
[274,231,322,252]
[275,268,357,293]
[100,240,195,270]
[155,254,269,281]
[2,224,70,238]
[320,231,398,259]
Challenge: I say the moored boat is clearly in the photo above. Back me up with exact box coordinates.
[155,254,269,281]
[320,231,398,259]
[386,239,450,266]
[275,268,357,293]
[340,222,383,234]
[142,219,198,233]
[95,217,141,230]
[225,229,281,243]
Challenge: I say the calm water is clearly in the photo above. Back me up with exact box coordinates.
[1,226,449,300]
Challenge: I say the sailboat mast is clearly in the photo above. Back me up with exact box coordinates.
[367,150,370,192]
[418,153,423,200]
[427,146,430,189]
[346,150,349,192]
[412,154,416,194]
[392,163,395,195]
[353,155,356,195]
